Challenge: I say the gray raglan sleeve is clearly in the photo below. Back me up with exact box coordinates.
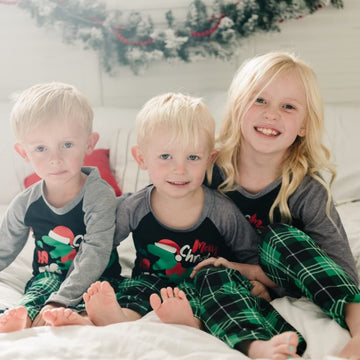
[210,192,260,264]
[47,180,117,306]
[290,177,359,285]
[0,192,31,272]
[113,193,136,247]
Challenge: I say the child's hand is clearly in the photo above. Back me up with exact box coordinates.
[234,263,278,288]
[250,280,272,302]
[191,258,277,289]
[190,257,234,279]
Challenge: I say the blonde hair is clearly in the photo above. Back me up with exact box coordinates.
[136,92,215,150]
[10,82,94,140]
[136,92,216,180]
[216,51,336,224]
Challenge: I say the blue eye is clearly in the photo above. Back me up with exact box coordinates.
[188,155,199,161]
[35,146,46,152]
[160,154,171,160]
[63,142,73,149]
[256,98,265,104]
[284,104,295,110]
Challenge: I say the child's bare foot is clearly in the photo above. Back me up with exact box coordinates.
[247,332,299,360]
[43,307,94,326]
[84,281,141,326]
[0,306,29,333]
[150,287,201,328]
[337,334,360,359]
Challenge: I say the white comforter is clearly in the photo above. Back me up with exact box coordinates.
[1,202,359,360]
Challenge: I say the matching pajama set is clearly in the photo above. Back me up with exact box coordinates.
[0,167,120,320]
[200,165,360,353]
[113,184,259,317]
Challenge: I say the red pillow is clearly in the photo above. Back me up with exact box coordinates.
[24,149,122,196]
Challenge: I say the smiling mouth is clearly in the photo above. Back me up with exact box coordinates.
[167,181,189,185]
[255,127,280,136]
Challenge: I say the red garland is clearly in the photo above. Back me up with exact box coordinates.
[191,12,225,38]
[113,11,227,45]
[114,28,154,46]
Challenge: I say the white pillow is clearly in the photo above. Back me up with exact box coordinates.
[0,103,24,204]
[323,105,360,204]
[109,128,150,194]
[336,201,360,276]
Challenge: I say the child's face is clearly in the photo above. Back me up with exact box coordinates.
[15,117,97,188]
[241,69,307,160]
[133,127,216,200]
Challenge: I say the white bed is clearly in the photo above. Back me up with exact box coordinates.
[0,102,360,359]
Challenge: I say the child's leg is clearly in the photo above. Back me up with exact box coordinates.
[44,281,141,327]
[44,279,145,327]
[150,286,201,328]
[6,272,63,328]
[261,224,360,358]
[43,307,94,326]
[83,274,171,326]
[194,267,307,357]
[338,302,360,358]
[260,224,360,326]
[150,286,298,360]
[246,332,299,360]
[84,281,141,326]
[0,306,30,333]
[45,274,167,327]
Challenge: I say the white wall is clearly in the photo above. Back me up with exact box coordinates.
[0,0,359,113]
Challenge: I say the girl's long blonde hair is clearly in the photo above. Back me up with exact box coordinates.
[216,52,336,223]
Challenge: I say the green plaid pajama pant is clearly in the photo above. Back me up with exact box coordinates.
[18,272,64,321]
[1,273,124,319]
[114,273,201,318]
[194,223,360,354]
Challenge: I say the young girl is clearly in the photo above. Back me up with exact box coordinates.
[151,52,360,359]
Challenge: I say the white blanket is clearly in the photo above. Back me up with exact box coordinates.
[1,202,359,360]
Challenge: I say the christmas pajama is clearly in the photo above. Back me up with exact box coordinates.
[194,267,307,354]
[261,223,360,328]
[115,273,201,318]
[195,223,360,354]
[18,271,64,321]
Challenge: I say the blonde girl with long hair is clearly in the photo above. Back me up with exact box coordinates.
[189,52,360,359]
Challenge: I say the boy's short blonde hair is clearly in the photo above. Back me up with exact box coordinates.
[10,82,94,140]
[135,92,215,151]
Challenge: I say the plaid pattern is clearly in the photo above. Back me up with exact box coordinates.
[194,267,307,354]
[18,272,64,321]
[260,223,360,328]
[115,273,201,318]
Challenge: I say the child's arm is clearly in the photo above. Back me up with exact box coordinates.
[45,176,118,308]
[0,192,31,272]
[291,176,358,284]
[190,256,277,288]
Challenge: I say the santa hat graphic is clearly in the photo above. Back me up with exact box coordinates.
[155,239,182,262]
[48,226,74,246]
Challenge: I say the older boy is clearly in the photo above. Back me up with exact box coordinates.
[0,82,119,332]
